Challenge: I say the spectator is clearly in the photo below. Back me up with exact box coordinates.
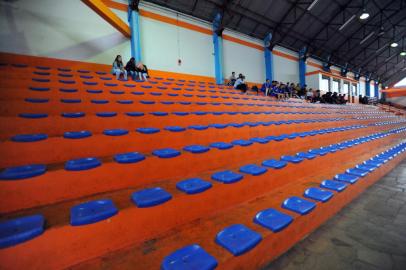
[234,74,247,93]
[306,88,313,101]
[136,62,149,81]
[228,72,236,86]
[112,55,127,80]
[125,57,137,80]
[261,79,272,96]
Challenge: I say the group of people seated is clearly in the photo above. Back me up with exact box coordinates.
[260,80,303,100]
[359,95,370,104]
[319,91,348,104]
[112,55,149,81]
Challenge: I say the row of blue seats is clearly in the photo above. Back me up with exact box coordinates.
[0,131,404,250]
[160,140,406,269]
[0,122,396,179]
[9,117,347,142]
[17,109,333,119]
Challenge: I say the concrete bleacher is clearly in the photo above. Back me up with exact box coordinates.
[0,56,405,270]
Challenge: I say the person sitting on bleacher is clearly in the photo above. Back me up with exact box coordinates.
[125,57,137,80]
[228,72,236,86]
[136,62,149,81]
[112,55,127,80]
[261,79,271,96]
[234,74,247,93]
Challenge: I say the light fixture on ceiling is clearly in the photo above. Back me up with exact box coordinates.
[339,14,356,31]
[359,10,369,20]
[360,31,375,45]
[307,0,319,11]
[390,42,398,47]
[400,51,406,56]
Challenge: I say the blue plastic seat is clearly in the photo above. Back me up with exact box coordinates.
[32,78,50,82]
[114,152,145,164]
[19,113,48,119]
[364,160,382,167]
[282,196,316,215]
[173,112,189,116]
[161,244,218,270]
[261,159,287,169]
[179,101,191,105]
[165,126,186,132]
[250,137,269,144]
[296,152,317,160]
[70,199,118,226]
[346,168,368,177]
[65,157,101,171]
[78,69,90,73]
[356,164,376,171]
[59,80,75,84]
[11,134,47,142]
[103,129,129,136]
[87,89,103,94]
[61,98,81,103]
[105,83,118,87]
[59,88,77,93]
[0,215,45,248]
[215,224,262,256]
[151,112,168,116]
[131,187,172,207]
[176,178,212,194]
[29,86,49,91]
[83,81,97,85]
[210,123,228,129]
[136,127,160,134]
[254,208,293,232]
[80,75,93,79]
[229,123,244,128]
[58,73,73,77]
[309,148,329,156]
[91,99,108,104]
[96,112,117,117]
[152,148,181,158]
[124,84,135,88]
[25,98,49,103]
[304,187,334,202]
[0,164,46,180]
[110,90,124,94]
[64,131,92,139]
[334,173,359,184]
[210,142,233,150]
[231,139,252,147]
[183,145,210,154]
[320,180,348,192]
[281,155,303,164]
[239,164,267,176]
[117,100,133,104]
[131,91,144,95]
[61,112,85,118]
[126,112,144,117]
[211,170,243,184]
[189,125,208,130]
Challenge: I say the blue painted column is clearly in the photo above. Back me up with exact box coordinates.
[374,82,379,98]
[128,2,142,62]
[365,80,370,97]
[264,33,273,81]
[299,47,307,87]
[213,13,224,85]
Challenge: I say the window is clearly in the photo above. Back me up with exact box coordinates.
[320,75,330,92]
[332,79,340,93]
[343,82,349,95]
[352,84,357,96]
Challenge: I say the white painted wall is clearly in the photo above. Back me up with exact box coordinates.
[359,80,366,96]
[273,46,299,84]
[306,74,320,90]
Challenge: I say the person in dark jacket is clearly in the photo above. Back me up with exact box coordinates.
[125,57,137,80]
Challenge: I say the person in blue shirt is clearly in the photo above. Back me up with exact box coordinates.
[261,79,271,96]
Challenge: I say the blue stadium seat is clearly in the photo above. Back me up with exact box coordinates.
[304,187,334,202]
[320,180,348,192]
[254,208,293,232]
[114,152,145,164]
[334,173,359,184]
[152,148,181,158]
[189,125,209,130]
[87,89,103,94]
[11,134,48,142]
[83,81,97,85]
[261,159,287,169]
[210,142,233,150]
[24,98,49,103]
[91,99,109,104]
[70,199,118,226]
[131,187,172,207]
[183,145,210,154]
[126,112,144,117]
[65,157,101,171]
[346,168,369,177]
[64,131,92,139]
[29,87,50,91]
[61,112,85,118]
[211,170,243,184]
[355,164,376,172]
[176,178,212,194]
[215,224,262,256]
[110,90,124,94]
[60,98,81,103]
[151,112,168,116]
[250,137,269,144]
[96,112,117,117]
[239,164,267,176]
[161,244,218,270]
[282,196,316,215]
[136,127,160,134]
[0,164,46,180]
[231,139,252,147]
[103,129,129,136]
[280,155,303,164]
[165,126,186,132]
[59,88,77,93]
[173,112,189,116]
[296,152,317,160]
[0,215,45,248]
[19,113,48,119]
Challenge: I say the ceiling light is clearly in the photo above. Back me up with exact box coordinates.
[359,10,369,20]
[390,42,398,47]
[307,0,319,11]
[400,51,406,56]
[339,15,356,31]
[360,32,375,45]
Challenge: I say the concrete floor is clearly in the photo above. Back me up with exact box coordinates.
[264,159,406,270]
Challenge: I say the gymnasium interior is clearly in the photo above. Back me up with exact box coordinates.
[0,0,406,269]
